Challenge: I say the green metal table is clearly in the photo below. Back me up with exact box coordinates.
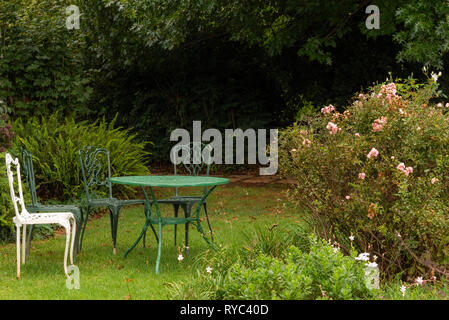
[109,175,229,273]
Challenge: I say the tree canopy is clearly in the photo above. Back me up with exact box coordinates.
[95,0,449,69]
[2,0,449,162]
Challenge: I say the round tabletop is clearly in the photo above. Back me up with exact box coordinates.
[109,175,230,188]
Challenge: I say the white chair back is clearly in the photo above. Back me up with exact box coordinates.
[5,153,28,219]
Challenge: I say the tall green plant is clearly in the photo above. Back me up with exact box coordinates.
[13,113,151,202]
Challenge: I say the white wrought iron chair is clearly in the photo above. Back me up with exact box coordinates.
[5,153,77,279]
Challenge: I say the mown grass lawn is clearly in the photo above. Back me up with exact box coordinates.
[0,184,298,299]
[1,183,448,300]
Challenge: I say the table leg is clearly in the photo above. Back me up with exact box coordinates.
[147,186,164,274]
[124,185,220,273]
[123,188,154,258]
[191,186,219,250]
[123,220,151,258]
[155,221,163,274]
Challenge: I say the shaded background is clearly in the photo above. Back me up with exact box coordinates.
[1,0,448,164]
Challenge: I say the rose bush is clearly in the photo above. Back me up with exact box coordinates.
[279,75,449,279]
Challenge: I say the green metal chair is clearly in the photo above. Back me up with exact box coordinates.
[78,146,156,254]
[156,142,214,253]
[20,148,83,262]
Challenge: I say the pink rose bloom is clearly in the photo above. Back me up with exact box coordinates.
[345,195,351,200]
[379,83,397,96]
[302,139,312,146]
[355,133,360,137]
[326,122,341,135]
[367,148,379,159]
[377,83,398,104]
[437,103,443,108]
[405,167,413,175]
[372,116,387,132]
[321,104,335,114]
[397,163,413,176]
[372,123,383,132]
[358,173,366,180]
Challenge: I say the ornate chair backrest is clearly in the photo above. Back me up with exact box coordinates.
[78,146,113,202]
[5,153,28,218]
[171,142,213,196]
[21,148,39,207]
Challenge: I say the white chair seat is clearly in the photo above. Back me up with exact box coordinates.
[14,212,75,226]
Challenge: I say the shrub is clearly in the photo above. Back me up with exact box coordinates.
[168,226,373,300]
[223,243,371,300]
[0,111,19,241]
[0,0,91,118]
[12,113,151,202]
[278,74,449,279]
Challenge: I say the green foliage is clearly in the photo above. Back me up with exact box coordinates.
[119,0,399,64]
[221,242,371,300]
[114,0,448,70]
[0,152,14,231]
[3,0,449,168]
[279,75,449,279]
[0,111,17,240]
[394,0,449,70]
[168,226,373,300]
[76,0,441,164]
[0,110,14,152]
[0,0,92,118]
[12,113,151,202]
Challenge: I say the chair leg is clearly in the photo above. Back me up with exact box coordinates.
[203,203,214,242]
[143,202,147,248]
[183,204,192,255]
[110,206,121,255]
[16,225,21,279]
[62,221,71,277]
[109,209,115,251]
[70,218,76,265]
[22,225,26,265]
[25,224,34,263]
[78,206,90,252]
[72,207,82,256]
[174,204,179,246]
